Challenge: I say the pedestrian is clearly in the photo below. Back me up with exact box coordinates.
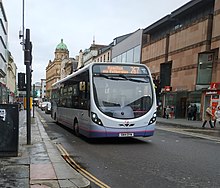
[170,106,175,119]
[165,106,171,119]
[187,104,193,120]
[202,106,214,128]
[214,105,220,127]
[192,104,197,121]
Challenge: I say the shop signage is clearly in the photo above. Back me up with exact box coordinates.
[210,82,220,90]
[164,86,172,92]
[206,91,220,95]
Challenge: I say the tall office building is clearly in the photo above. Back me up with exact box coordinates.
[0,1,8,103]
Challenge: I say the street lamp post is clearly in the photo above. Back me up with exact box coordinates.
[22,0,24,50]
[19,0,32,145]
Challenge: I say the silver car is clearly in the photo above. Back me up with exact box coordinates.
[45,102,51,114]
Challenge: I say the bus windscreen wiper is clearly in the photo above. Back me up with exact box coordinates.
[96,73,109,79]
[96,74,125,81]
[95,73,149,83]
[118,74,149,83]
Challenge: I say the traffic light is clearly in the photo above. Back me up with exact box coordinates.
[24,29,32,65]
[24,41,32,65]
[18,72,25,91]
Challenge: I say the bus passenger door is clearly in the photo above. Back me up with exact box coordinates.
[78,81,90,133]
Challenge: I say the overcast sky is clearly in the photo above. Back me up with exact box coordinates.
[3,0,191,83]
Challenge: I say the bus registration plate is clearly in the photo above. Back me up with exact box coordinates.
[119,133,134,137]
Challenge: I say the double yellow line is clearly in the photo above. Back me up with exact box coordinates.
[37,110,110,187]
[57,143,111,188]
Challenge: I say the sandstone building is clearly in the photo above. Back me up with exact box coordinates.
[46,39,69,98]
[141,0,220,119]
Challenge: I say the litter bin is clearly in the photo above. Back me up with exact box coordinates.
[0,104,19,157]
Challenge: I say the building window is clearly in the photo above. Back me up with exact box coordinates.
[127,49,133,63]
[117,55,122,62]
[107,52,110,61]
[197,53,213,85]
[104,55,106,62]
[121,52,126,62]
[133,45,140,63]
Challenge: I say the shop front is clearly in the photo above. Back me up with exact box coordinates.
[158,90,202,120]
[160,91,187,119]
[202,88,220,121]
[0,82,7,104]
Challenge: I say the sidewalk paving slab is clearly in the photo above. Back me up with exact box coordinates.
[0,109,90,188]
[157,117,220,130]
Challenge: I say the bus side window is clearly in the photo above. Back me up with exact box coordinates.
[71,84,78,108]
[78,81,90,110]
[66,85,73,108]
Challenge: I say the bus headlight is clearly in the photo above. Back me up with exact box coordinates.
[91,112,103,126]
[148,112,157,125]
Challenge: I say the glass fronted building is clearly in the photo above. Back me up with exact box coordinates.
[0,1,8,103]
[112,29,143,64]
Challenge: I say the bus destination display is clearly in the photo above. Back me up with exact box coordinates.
[93,65,148,74]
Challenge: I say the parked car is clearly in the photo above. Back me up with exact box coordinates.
[45,102,51,114]
[41,101,50,111]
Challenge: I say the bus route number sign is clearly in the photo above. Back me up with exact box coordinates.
[102,66,139,74]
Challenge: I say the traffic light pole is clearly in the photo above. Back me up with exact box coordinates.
[33,84,35,118]
[26,57,31,145]
[25,29,32,145]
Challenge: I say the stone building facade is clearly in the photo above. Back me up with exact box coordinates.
[6,52,17,103]
[40,79,46,100]
[60,57,78,79]
[93,45,111,63]
[141,0,220,119]
[46,39,69,98]
[83,43,107,65]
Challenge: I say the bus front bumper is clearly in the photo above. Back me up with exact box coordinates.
[80,124,155,138]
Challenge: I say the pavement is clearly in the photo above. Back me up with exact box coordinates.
[0,109,220,188]
[157,116,220,130]
[0,109,90,188]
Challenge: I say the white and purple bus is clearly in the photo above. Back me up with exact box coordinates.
[51,62,157,138]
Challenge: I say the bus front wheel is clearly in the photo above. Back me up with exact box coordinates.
[74,122,80,137]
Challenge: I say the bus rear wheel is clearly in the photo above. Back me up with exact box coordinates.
[74,122,80,137]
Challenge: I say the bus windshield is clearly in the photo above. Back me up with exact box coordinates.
[93,73,153,119]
